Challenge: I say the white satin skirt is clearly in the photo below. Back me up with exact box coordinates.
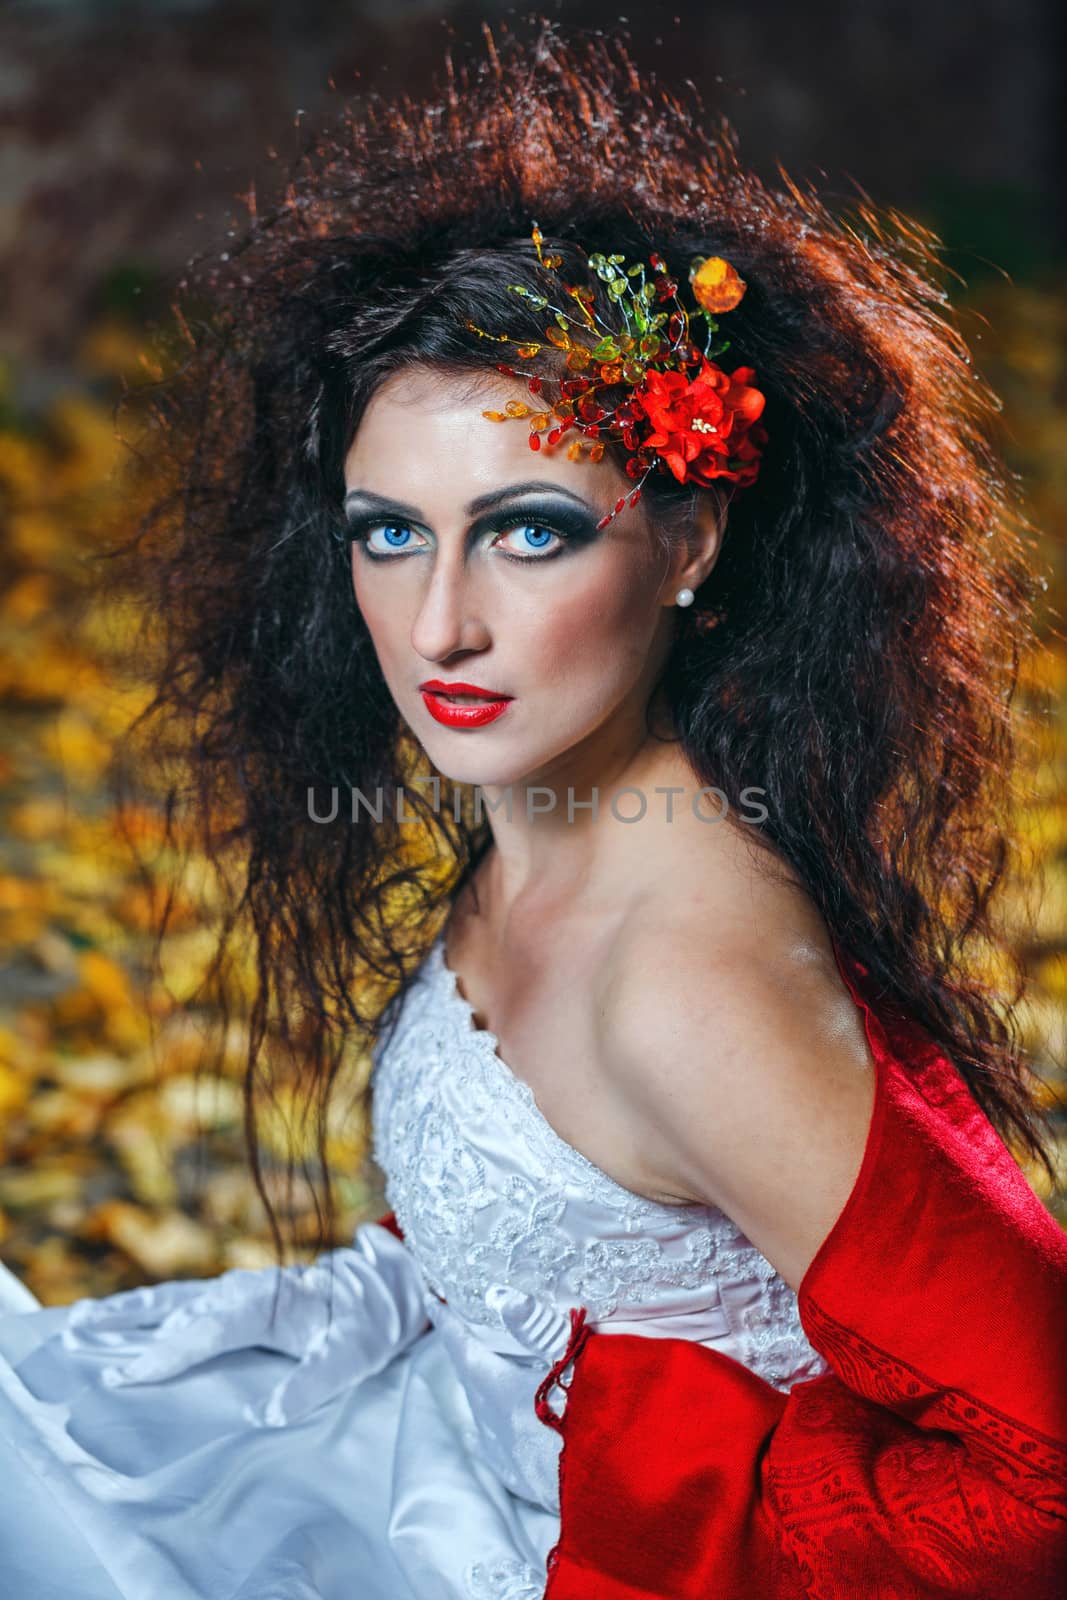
[0,1257,559,1600]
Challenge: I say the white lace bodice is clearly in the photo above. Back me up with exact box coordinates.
[371,932,827,1392]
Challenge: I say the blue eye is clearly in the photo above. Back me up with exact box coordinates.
[363,523,421,554]
[497,523,563,559]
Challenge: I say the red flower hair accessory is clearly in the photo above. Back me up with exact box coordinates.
[465,223,769,529]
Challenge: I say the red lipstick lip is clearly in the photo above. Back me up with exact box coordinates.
[419,679,512,699]
[418,681,513,729]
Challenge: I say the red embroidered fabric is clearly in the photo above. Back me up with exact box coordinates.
[538,951,1067,1599]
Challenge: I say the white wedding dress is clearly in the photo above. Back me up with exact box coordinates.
[0,930,828,1599]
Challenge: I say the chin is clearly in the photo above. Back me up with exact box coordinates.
[418,736,564,796]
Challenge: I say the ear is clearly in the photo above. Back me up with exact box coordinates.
[659,487,728,607]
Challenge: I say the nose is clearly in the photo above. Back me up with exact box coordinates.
[409,546,492,662]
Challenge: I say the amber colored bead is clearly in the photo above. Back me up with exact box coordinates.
[689,256,747,315]
[482,410,508,422]
[589,442,606,462]
[517,344,541,359]
[505,400,530,418]
[566,348,590,371]
[566,441,583,461]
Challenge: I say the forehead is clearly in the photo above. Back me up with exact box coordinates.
[342,365,618,509]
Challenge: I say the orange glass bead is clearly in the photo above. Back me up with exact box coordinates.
[482,410,508,422]
[517,344,541,359]
[529,413,550,431]
[589,442,606,462]
[689,256,747,315]
[566,441,583,461]
[505,400,530,418]
[566,348,590,371]
[547,327,572,350]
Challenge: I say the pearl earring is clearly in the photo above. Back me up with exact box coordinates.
[675,587,695,607]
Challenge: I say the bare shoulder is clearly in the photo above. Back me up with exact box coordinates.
[598,886,878,1292]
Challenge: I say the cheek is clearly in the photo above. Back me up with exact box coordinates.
[351,568,401,657]
[521,576,656,685]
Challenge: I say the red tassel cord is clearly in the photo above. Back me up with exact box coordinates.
[534,1306,592,1435]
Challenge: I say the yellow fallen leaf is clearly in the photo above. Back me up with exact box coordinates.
[78,949,134,1010]
[5,798,70,844]
[158,1073,243,1134]
[0,1166,84,1209]
[1,572,56,625]
[91,1201,217,1277]
[41,708,114,786]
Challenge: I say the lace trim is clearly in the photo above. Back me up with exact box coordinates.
[464,1556,545,1600]
[429,935,701,1221]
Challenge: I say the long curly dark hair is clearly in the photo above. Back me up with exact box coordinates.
[101,21,1058,1269]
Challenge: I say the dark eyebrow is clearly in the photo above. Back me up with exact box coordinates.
[342,481,595,521]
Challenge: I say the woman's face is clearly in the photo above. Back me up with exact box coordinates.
[343,365,716,791]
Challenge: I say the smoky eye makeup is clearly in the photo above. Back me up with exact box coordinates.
[343,494,605,564]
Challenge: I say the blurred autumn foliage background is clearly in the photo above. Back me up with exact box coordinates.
[1,0,1065,1304]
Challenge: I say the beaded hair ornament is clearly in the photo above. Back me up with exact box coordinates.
[466,223,769,530]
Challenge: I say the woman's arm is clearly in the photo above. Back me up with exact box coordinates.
[541,934,1067,1598]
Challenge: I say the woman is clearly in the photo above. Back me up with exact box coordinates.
[1,26,1064,1600]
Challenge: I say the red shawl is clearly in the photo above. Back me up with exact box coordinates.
[381,948,1067,1598]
